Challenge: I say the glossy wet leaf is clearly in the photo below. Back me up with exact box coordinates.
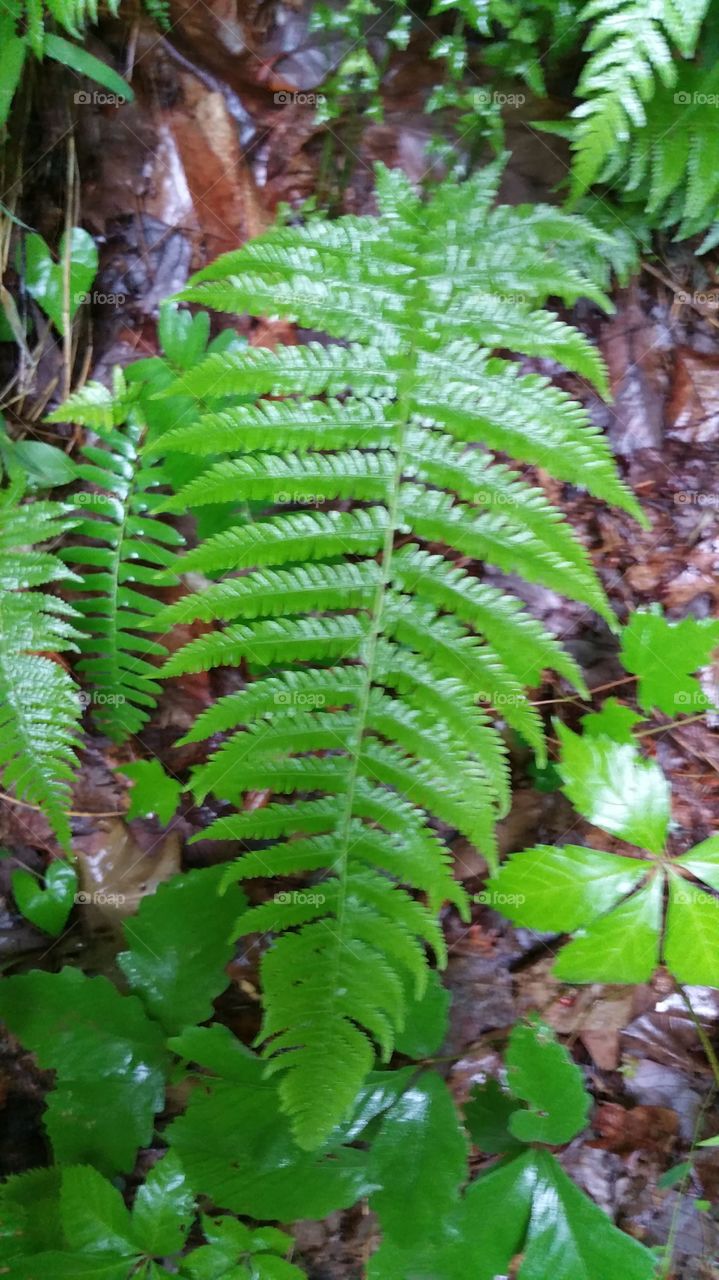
[118,759,183,826]
[23,228,98,336]
[118,865,246,1034]
[0,968,168,1174]
[60,1167,135,1255]
[673,836,719,890]
[11,859,77,935]
[557,725,670,853]
[464,1078,525,1155]
[44,34,133,102]
[620,608,719,716]
[553,877,663,984]
[490,843,648,932]
[131,1152,194,1257]
[167,1026,374,1221]
[664,872,719,987]
[580,697,643,744]
[505,1017,590,1145]
[369,1073,467,1251]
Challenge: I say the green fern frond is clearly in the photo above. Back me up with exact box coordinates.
[0,481,81,847]
[50,383,182,742]
[569,0,710,198]
[150,164,639,1148]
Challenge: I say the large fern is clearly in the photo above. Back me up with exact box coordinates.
[149,163,642,1149]
[568,0,710,198]
[47,371,183,743]
[0,477,81,847]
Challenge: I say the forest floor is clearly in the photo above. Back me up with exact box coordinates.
[2,4,719,1276]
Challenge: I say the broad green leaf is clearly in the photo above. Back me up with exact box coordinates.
[505,1017,590,1145]
[131,1152,194,1257]
[167,1027,374,1221]
[664,872,719,987]
[553,876,663,984]
[454,1150,536,1280]
[580,698,643,744]
[393,968,450,1057]
[673,836,719,890]
[11,860,77,935]
[0,1168,63,1261]
[369,1073,467,1250]
[490,844,648,931]
[0,430,78,488]
[118,866,246,1035]
[44,34,134,102]
[464,1079,525,1155]
[620,608,719,715]
[0,968,167,1174]
[336,1068,416,1144]
[0,31,26,129]
[557,725,670,853]
[520,1150,655,1279]
[23,228,98,336]
[60,1166,135,1255]
[118,760,182,825]
[2,1254,135,1279]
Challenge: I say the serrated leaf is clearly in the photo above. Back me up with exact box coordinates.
[369,1073,467,1251]
[490,843,649,932]
[118,866,247,1035]
[118,760,182,826]
[620,608,719,715]
[60,1166,135,1255]
[580,698,643,744]
[131,1152,194,1257]
[167,1026,374,1221]
[553,876,663,984]
[0,968,167,1174]
[664,872,719,987]
[505,1018,590,1145]
[557,725,670,853]
[11,860,77,935]
[1,1253,135,1279]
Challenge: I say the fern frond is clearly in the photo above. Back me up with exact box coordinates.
[153,163,638,1147]
[54,395,182,741]
[0,482,81,847]
[569,0,710,197]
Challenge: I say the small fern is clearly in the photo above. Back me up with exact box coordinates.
[568,0,710,198]
[47,371,183,743]
[149,163,642,1148]
[0,477,81,847]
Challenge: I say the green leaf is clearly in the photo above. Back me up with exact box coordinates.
[490,843,649,932]
[393,969,450,1057]
[1,1254,136,1279]
[673,836,719,889]
[131,1152,194,1257]
[464,1079,525,1155]
[620,608,719,715]
[580,698,643,744]
[118,760,182,825]
[505,1017,590,1145]
[60,1166,135,1255]
[10,859,77,935]
[557,725,670,853]
[664,872,719,987]
[44,34,133,102]
[167,1026,374,1220]
[553,876,663,984]
[0,430,78,489]
[369,1073,467,1251]
[0,1168,63,1261]
[23,228,98,336]
[0,968,167,1174]
[118,866,246,1035]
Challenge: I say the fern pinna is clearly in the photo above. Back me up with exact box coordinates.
[150,164,642,1148]
[47,371,183,742]
[0,478,80,847]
